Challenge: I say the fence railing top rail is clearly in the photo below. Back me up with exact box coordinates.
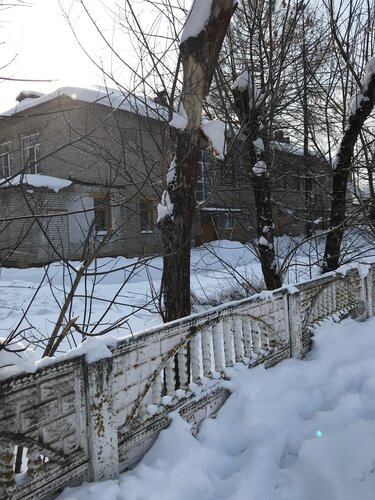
[1,261,372,385]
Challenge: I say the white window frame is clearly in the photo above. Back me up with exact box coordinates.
[22,134,40,174]
[0,142,11,177]
[92,194,112,234]
[224,213,234,230]
[140,199,155,233]
[196,151,212,202]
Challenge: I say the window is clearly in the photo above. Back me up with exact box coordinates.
[0,142,11,177]
[224,213,234,230]
[196,151,211,202]
[140,199,154,233]
[22,134,40,174]
[93,194,111,233]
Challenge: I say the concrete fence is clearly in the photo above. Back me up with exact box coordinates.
[0,264,374,499]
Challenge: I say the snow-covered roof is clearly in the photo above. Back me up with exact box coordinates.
[0,174,72,192]
[1,86,168,121]
[270,141,319,158]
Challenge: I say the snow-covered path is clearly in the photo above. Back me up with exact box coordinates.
[59,316,375,500]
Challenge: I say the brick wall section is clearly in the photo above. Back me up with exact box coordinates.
[0,96,165,266]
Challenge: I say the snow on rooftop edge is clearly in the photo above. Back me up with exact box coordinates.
[1,86,168,121]
[0,174,72,192]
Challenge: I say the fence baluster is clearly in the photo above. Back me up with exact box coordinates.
[233,316,244,362]
[242,316,253,358]
[190,335,202,383]
[152,373,163,405]
[332,281,337,313]
[165,358,176,395]
[252,320,262,354]
[212,322,224,373]
[201,327,212,378]
[223,318,234,367]
[261,323,270,352]
[177,346,189,389]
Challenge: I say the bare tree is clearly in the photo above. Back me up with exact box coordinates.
[157,0,236,321]
[323,0,375,272]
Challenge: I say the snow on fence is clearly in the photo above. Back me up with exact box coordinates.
[0,264,373,499]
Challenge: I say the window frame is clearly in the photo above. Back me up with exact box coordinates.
[224,213,235,230]
[196,151,212,202]
[21,133,40,174]
[0,142,11,178]
[139,198,155,233]
[92,194,112,234]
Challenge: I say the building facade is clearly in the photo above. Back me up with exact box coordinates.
[0,87,331,267]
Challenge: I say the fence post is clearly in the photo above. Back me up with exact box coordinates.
[365,265,374,318]
[84,358,119,481]
[287,287,304,359]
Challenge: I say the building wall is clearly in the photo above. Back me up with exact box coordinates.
[0,96,165,266]
[0,95,332,266]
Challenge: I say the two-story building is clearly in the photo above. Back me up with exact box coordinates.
[0,86,331,267]
[0,87,167,266]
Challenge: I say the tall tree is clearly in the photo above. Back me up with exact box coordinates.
[323,56,375,272]
[158,0,236,321]
[323,0,375,271]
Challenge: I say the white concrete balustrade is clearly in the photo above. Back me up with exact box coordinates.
[0,264,373,499]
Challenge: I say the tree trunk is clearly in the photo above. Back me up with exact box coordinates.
[159,0,236,322]
[233,89,282,290]
[323,69,375,272]
[252,172,282,289]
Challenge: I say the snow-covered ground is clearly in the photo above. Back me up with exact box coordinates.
[0,240,263,358]
[58,316,375,500]
[0,232,372,361]
[2,232,375,496]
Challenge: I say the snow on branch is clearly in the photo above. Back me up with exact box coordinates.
[201,119,226,160]
[169,104,188,130]
[180,0,237,44]
[349,55,375,116]
[253,138,265,154]
[232,69,262,106]
[253,160,268,176]
[180,0,214,43]
[157,190,174,223]
[167,156,177,184]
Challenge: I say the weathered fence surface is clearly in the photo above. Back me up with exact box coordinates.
[1,264,374,499]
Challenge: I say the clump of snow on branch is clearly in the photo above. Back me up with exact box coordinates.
[253,138,265,154]
[167,156,177,184]
[253,160,267,175]
[349,93,369,116]
[157,191,174,223]
[258,236,273,249]
[232,69,251,91]
[349,54,375,116]
[180,0,214,43]
[362,55,375,90]
[169,104,188,130]
[232,69,262,105]
[202,119,226,160]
